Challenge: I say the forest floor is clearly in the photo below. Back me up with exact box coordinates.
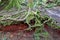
[0,6,60,40]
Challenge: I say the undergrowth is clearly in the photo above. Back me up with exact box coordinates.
[0,0,60,40]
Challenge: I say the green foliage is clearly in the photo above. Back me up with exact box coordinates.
[25,9,60,40]
[39,0,60,8]
[0,0,1,4]
[42,0,47,3]
[55,0,60,5]
[0,0,60,40]
[27,2,34,8]
[5,0,25,10]
[0,20,13,26]
[26,12,34,25]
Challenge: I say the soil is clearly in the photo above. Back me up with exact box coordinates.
[0,23,28,32]
[0,23,59,40]
[44,24,60,40]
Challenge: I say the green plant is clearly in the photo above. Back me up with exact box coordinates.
[0,0,60,40]
[40,0,60,8]
[4,0,25,10]
[55,0,60,5]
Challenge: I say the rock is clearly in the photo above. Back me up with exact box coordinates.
[45,7,60,23]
